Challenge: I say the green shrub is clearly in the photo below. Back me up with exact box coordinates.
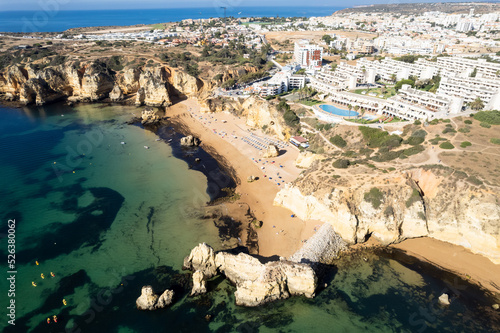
[364,187,384,209]
[439,142,455,149]
[442,119,451,123]
[473,110,500,125]
[358,126,402,149]
[332,159,350,169]
[284,109,300,127]
[402,145,425,156]
[429,119,439,125]
[330,135,347,148]
[406,189,422,208]
[442,127,457,134]
[372,150,400,162]
[406,129,427,145]
[458,127,470,133]
[414,120,422,125]
[480,122,491,128]
[429,136,446,145]
[342,150,357,158]
[460,141,472,148]
[464,119,472,124]
[467,176,483,186]
[490,138,500,145]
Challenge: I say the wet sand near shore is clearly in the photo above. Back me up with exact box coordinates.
[166,98,321,257]
[392,237,500,297]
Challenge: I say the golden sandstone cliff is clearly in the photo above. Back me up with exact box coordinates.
[200,95,293,140]
[0,61,203,106]
[274,163,500,264]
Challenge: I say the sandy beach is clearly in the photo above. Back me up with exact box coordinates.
[167,98,500,298]
[393,237,500,296]
[167,98,322,257]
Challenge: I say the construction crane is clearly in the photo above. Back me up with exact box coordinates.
[220,7,226,27]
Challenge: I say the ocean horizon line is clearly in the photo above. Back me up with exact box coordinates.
[0,5,345,13]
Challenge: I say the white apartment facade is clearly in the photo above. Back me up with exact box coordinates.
[437,76,500,106]
[294,40,323,70]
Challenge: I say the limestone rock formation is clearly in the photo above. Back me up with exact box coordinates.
[135,68,171,107]
[215,252,265,285]
[156,289,175,308]
[180,135,201,147]
[295,151,325,169]
[141,109,162,125]
[198,96,292,140]
[183,243,317,307]
[289,223,348,265]
[117,67,141,94]
[182,243,217,278]
[274,167,500,264]
[80,62,114,101]
[136,286,174,310]
[109,85,124,102]
[247,175,257,182]
[165,67,203,97]
[20,78,64,105]
[263,144,279,158]
[438,293,450,306]
[136,286,157,310]
[0,61,202,106]
[191,270,207,296]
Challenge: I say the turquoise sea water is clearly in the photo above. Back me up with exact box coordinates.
[319,104,358,117]
[0,103,499,333]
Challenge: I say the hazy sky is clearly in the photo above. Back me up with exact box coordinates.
[0,0,476,11]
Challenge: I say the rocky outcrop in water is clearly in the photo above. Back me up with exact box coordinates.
[183,243,317,307]
[180,135,201,147]
[182,242,217,278]
[274,167,500,264]
[0,61,203,106]
[190,270,207,296]
[141,109,162,125]
[136,286,174,310]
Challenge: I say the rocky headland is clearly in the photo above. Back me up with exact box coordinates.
[182,243,317,307]
[0,61,203,106]
[274,164,500,265]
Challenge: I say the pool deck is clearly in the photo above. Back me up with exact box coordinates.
[312,103,386,125]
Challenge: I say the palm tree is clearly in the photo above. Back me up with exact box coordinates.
[390,73,397,83]
[348,104,353,118]
[470,97,484,111]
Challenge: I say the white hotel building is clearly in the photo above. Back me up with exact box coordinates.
[383,84,463,121]
[294,40,323,70]
[437,76,500,108]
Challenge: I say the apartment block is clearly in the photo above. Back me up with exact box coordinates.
[437,76,500,105]
[294,40,323,70]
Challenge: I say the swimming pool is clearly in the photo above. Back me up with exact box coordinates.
[319,104,359,117]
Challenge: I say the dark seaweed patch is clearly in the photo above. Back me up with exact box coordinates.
[17,187,124,263]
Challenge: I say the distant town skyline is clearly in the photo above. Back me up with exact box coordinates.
[1,0,480,11]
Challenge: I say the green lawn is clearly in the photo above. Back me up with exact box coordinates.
[150,23,168,30]
[299,99,323,106]
[354,87,396,99]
